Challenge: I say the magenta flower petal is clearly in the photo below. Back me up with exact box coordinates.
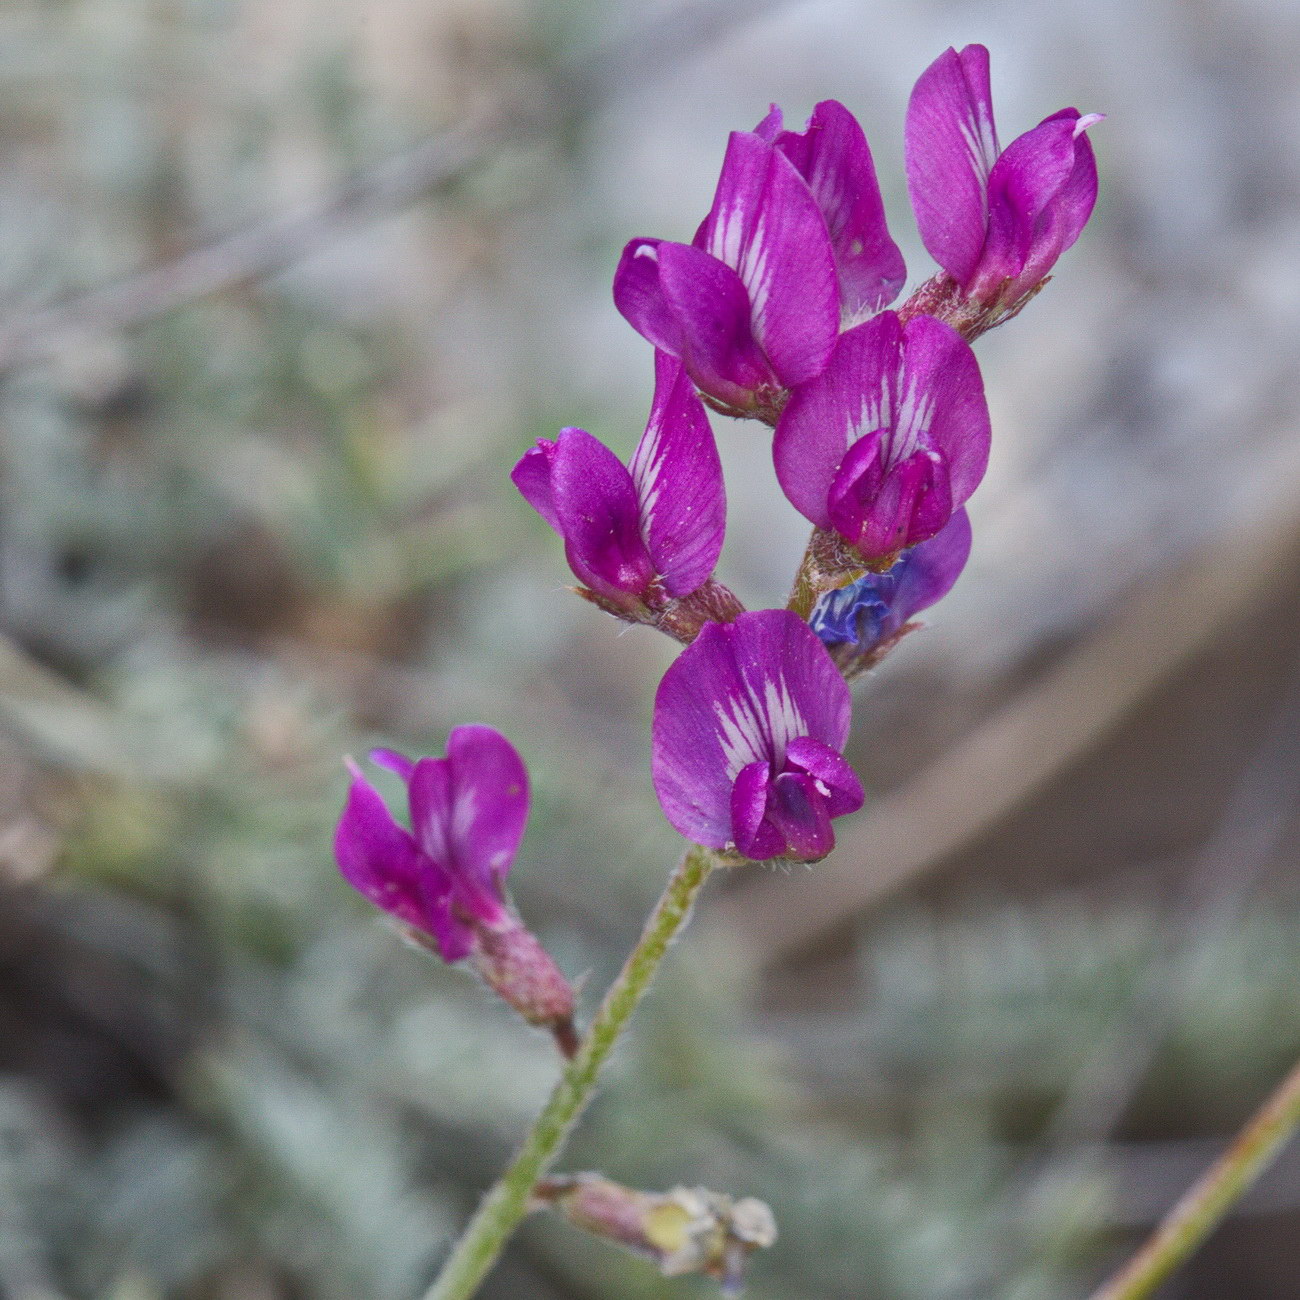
[752,103,784,141]
[414,869,477,963]
[548,429,655,600]
[652,610,855,859]
[445,724,530,888]
[611,238,687,357]
[695,131,840,387]
[628,352,726,597]
[335,728,531,960]
[828,443,953,557]
[767,772,834,860]
[775,315,898,529]
[730,760,786,861]
[906,44,1100,305]
[614,128,840,410]
[407,757,455,869]
[811,509,973,650]
[408,725,529,905]
[764,99,906,319]
[614,238,775,411]
[369,747,416,780]
[510,441,562,533]
[785,736,865,818]
[905,44,999,287]
[333,735,573,1027]
[978,109,1100,301]
[335,763,476,962]
[654,240,780,408]
[515,359,726,606]
[899,314,990,505]
[335,762,433,932]
[774,312,989,561]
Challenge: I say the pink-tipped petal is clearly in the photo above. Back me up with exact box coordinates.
[771,99,906,317]
[752,103,784,141]
[629,352,726,597]
[975,114,1083,295]
[994,108,1100,297]
[696,132,839,386]
[905,44,999,285]
[613,238,687,356]
[369,747,416,780]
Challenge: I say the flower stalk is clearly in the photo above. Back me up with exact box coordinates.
[423,844,718,1300]
[330,46,1106,1299]
[1087,1053,1300,1300]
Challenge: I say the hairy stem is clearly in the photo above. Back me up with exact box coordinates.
[1087,1053,1300,1300]
[423,844,718,1300]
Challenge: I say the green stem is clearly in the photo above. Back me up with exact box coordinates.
[1087,1053,1300,1300]
[787,528,870,622]
[423,843,718,1300]
[787,539,821,622]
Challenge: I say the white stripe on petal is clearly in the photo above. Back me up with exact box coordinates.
[762,674,807,765]
[892,375,936,463]
[850,372,893,449]
[713,689,770,779]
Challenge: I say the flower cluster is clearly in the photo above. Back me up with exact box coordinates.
[333,42,1098,1049]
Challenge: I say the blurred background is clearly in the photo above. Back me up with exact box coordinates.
[2,0,1300,1297]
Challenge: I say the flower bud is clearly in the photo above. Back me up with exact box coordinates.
[533,1173,776,1295]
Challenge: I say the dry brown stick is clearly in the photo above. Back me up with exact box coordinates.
[704,434,1300,972]
[0,0,796,375]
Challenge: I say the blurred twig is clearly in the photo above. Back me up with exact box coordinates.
[1042,642,1300,1152]
[1086,1054,1300,1300]
[0,0,798,375]
[706,430,1300,971]
[998,639,1300,1284]
[0,117,495,375]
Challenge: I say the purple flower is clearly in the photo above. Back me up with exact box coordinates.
[652,610,863,862]
[906,44,1101,310]
[810,508,971,651]
[754,99,906,323]
[613,129,840,417]
[773,310,989,564]
[335,727,575,1038]
[512,352,725,612]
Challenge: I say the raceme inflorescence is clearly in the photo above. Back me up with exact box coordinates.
[334,45,1100,1299]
